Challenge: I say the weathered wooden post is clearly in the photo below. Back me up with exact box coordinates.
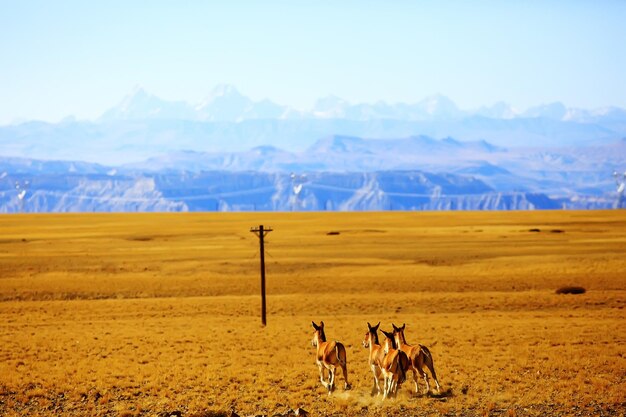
[250,225,272,326]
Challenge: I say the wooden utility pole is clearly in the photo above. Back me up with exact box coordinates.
[250,225,272,326]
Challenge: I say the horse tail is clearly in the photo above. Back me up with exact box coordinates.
[335,342,347,367]
[420,344,433,365]
[398,351,408,385]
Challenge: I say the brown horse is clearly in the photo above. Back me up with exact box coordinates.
[362,322,385,396]
[311,321,351,393]
[380,329,410,399]
[392,323,441,394]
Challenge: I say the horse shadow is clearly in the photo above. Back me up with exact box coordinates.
[426,387,454,399]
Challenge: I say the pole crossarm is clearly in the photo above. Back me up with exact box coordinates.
[250,226,273,237]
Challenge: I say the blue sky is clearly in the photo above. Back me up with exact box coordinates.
[1,1,625,124]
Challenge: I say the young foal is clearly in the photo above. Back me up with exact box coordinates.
[361,322,385,396]
[311,321,351,393]
[380,329,409,399]
[392,323,441,394]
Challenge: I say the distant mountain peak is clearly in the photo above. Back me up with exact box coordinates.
[422,93,451,102]
[313,95,350,113]
[308,134,365,152]
[118,86,154,110]
[416,94,461,119]
[419,93,455,105]
[523,101,567,120]
[476,101,518,119]
[441,136,462,146]
[128,84,148,95]
[100,86,193,121]
[193,85,254,121]
[196,84,248,109]
[208,83,243,100]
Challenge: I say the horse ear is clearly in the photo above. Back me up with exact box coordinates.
[382,329,391,338]
[401,323,406,330]
[312,321,318,330]
[392,323,399,331]
[374,322,380,330]
[320,321,325,328]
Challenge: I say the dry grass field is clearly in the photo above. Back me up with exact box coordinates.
[0,210,625,416]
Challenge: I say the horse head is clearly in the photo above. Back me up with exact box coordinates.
[381,329,397,354]
[311,321,326,346]
[392,323,407,345]
[363,321,380,348]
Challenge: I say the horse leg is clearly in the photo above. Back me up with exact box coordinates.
[370,366,379,395]
[328,366,336,393]
[385,372,396,400]
[372,366,382,395]
[411,368,420,394]
[376,368,383,395]
[318,363,329,389]
[382,374,390,400]
[419,366,431,394]
[426,358,441,393]
[341,364,351,390]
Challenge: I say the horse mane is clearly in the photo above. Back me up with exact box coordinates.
[319,327,326,342]
[389,336,397,349]
[371,329,379,345]
[382,330,397,349]
[368,322,381,345]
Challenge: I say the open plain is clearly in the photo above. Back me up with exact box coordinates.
[0,210,624,416]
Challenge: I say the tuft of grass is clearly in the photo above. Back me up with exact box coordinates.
[555,286,586,294]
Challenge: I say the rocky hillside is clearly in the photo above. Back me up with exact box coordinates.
[0,168,584,213]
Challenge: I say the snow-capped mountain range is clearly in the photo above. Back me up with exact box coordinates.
[97,84,626,124]
[1,84,625,212]
[2,84,626,166]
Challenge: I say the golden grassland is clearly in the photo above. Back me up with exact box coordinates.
[0,210,624,416]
